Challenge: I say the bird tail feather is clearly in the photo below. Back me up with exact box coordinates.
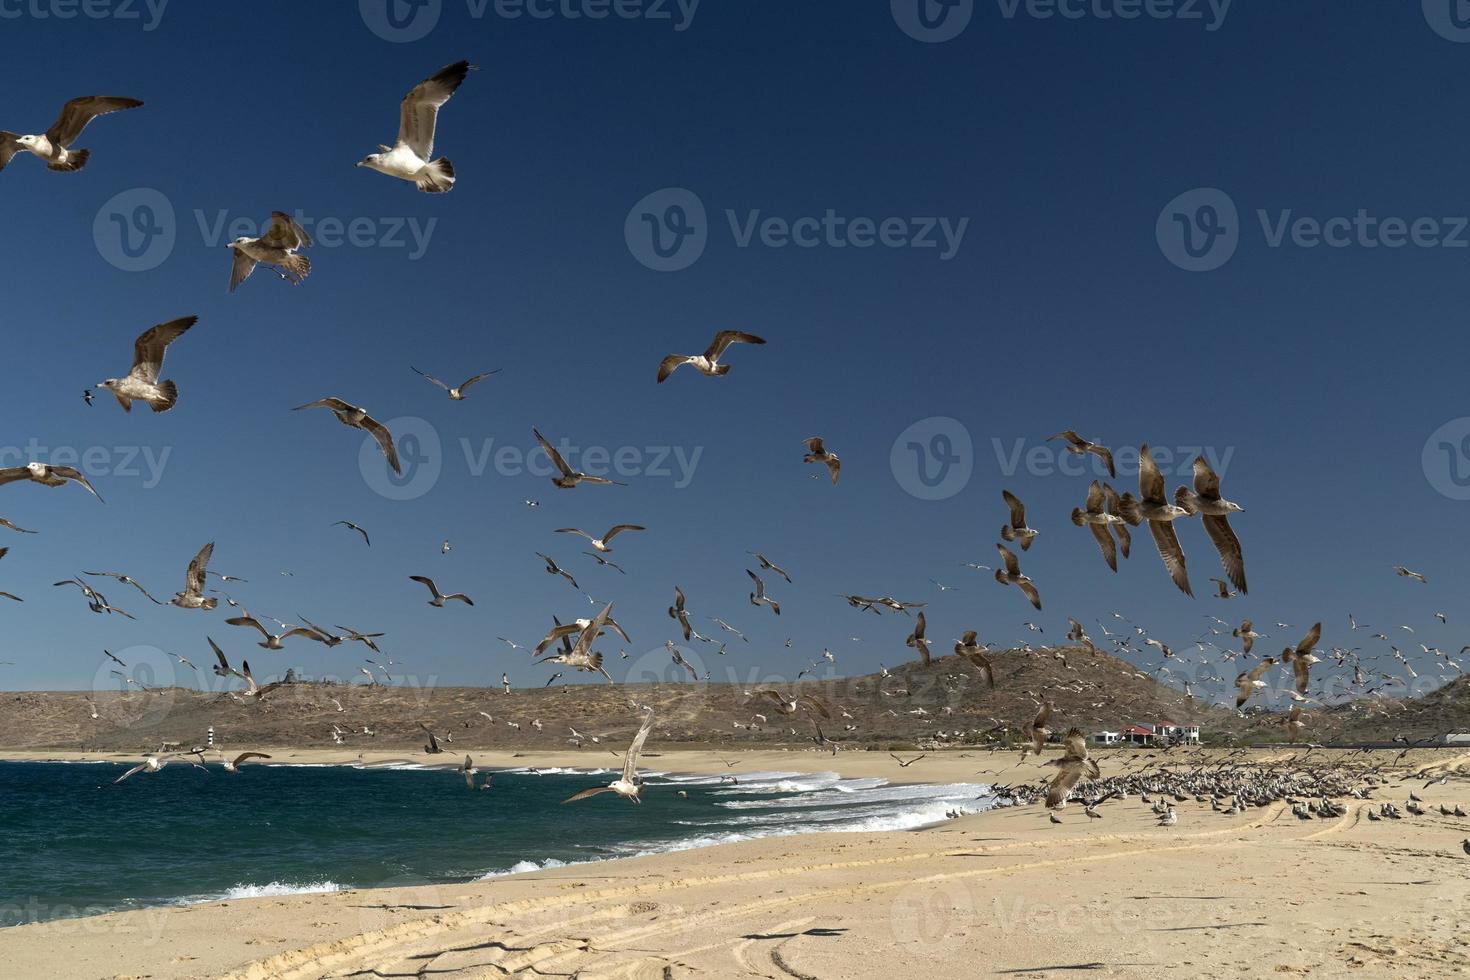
[1115,493,1143,526]
[416,157,455,193]
[150,379,179,413]
[200,596,218,610]
[281,253,311,284]
[48,148,89,172]
[1071,507,1085,526]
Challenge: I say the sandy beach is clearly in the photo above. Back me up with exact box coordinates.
[1,747,1467,980]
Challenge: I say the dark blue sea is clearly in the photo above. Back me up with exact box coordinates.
[0,760,989,926]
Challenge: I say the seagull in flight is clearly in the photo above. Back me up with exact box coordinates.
[411,365,500,400]
[332,521,370,546]
[563,711,656,804]
[219,751,272,774]
[994,543,1042,610]
[409,575,473,607]
[1,95,142,173]
[1392,565,1427,584]
[668,585,692,640]
[747,569,781,615]
[1175,456,1247,595]
[225,614,327,650]
[294,398,400,474]
[1118,445,1193,597]
[656,330,766,383]
[555,524,644,553]
[83,570,163,604]
[227,212,311,292]
[802,437,841,484]
[97,316,198,413]
[114,749,206,784]
[535,553,580,591]
[0,518,37,534]
[1046,430,1116,477]
[583,551,626,574]
[169,543,218,609]
[1071,480,1125,572]
[532,427,625,489]
[747,551,792,583]
[1000,489,1038,551]
[0,462,102,500]
[357,61,474,193]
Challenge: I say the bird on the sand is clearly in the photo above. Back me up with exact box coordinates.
[1,95,142,173]
[555,524,644,553]
[97,316,198,413]
[1000,490,1038,550]
[532,427,625,488]
[1046,430,1115,477]
[994,543,1042,610]
[294,398,401,474]
[357,60,474,193]
[1175,456,1247,594]
[1117,444,1193,597]
[563,710,656,804]
[227,212,311,292]
[0,462,102,500]
[656,330,765,383]
[411,365,500,400]
[802,437,841,484]
[409,575,473,607]
[170,543,218,609]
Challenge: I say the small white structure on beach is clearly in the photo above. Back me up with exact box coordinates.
[1093,731,1121,745]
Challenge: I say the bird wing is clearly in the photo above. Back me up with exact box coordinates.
[410,575,441,598]
[704,330,766,359]
[803,436,826,455]
[798,694,831,719]
[398,60,471,160]
[260,211,311,249]
[1018,579,1042,611]
[185,542,214,595]
[48,466,103,500]
[1138,444,1165,503]
[996,542,1021,576]
[602,524,644,542]
[533,428,574,477]
[1147,520,1192,597]
[1032,701,1052,731]
[293,397,354,412]
[0,132,21,171]
[129,316,196,382]
[562,786,613,804]
[1292,655,1311,695]
[232,752,271,766]
[622,711,656,783]
[1045,759,1084,807]
[411,365,450,390]
[555,528,592,542]
[46,95,143,146]
[113,762,149,784]
[825,456,841,484]
[225,615,270,639]
[356,414,401,474]
[1088,523,1118,572]
[656,354,691,383]
[1062,728,1087,761]
[1047,430,1082,447]
[208,637,232,672]
[1002,489,1026,528]
[672,585,685,611]
[746,569,765,597]
[1201,514,1246,594]
[1192,456,1221,499]
[228,249,257,293]
[1295,623,1322,659]
[457,370,498,391]
[1093,444,1116,478]
[1084,480,1105,514]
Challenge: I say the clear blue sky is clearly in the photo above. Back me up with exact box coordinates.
[3,1,1468,707]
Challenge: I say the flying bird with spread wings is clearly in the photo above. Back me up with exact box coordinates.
[1117,444,1193,597]
[563,711,656,804]
[227,212,311,292]
[357,61,474,193]
[656,330,766,383]
[294,398,401,474]
[1,95,142,173]
[1175,456,1247,595]
[411,365,500,400]
[97,316,198,413]
[532,427,625,489]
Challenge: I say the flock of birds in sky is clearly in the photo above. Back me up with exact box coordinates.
[3,60,1467,816]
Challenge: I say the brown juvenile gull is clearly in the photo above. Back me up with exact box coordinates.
[294,398,400,474]
[1280,622,1322,695]
[227,212,311,292]
[1102,482,1131,558]
[170,543,218,609]
[994,543,1042,610]
[1117,444,1193,597]
[1210,578,1237,599]
[1232,619,1259,654]
[663,640,700,680]
[533,606,630,656]
[419,723,448,754]
[83,570,163,604]
[411,365,500,400]
[409,575,473,607]
[538,603,618,682]
[536,552,580,591]
[1047,430,1116,477]
[1071,479,1125,571]
[0,517,37,534]
[906,610,932,666]
[1,95,142,173]
[656,330,766,383]
[802,437,841,484]
[357,61,474,193]
[532,427,625,488]
[747,569,781,615]
[1234,657,1277,710]
[1175,456,1247,594]
[1000,489,1039,551]
[955,630,994,687]
[95,315,197,414]
[555,524,644,553]
[0,462,102,500]
[563,710,656,804]
[1022,700,1053,758]
[668,585,692,640]
[1044,728,1100,808]
[225,614,326,650]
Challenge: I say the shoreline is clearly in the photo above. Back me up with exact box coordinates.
[2,748,1467,979]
